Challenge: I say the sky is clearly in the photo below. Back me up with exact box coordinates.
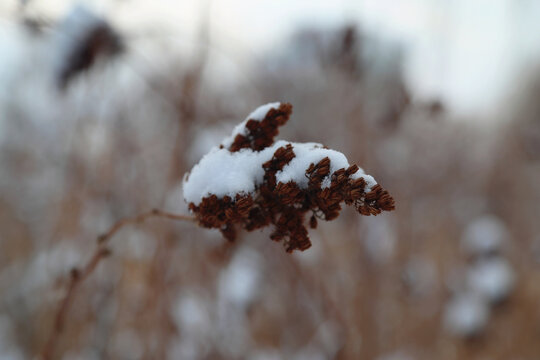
[3,0,540,118]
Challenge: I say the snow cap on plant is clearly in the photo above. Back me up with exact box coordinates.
[55,5,123,89]
[183,102,395,252]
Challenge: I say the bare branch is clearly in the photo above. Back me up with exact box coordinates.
[40,209,196,360]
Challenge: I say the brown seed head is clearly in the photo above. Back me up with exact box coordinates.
[187,103,395,252]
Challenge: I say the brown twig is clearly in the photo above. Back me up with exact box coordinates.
[97,209,195,244]
[40,209,195,360]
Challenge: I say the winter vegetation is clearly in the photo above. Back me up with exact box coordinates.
[184,102,393,252]
[1,1,540,359]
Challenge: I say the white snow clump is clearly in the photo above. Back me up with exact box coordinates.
[461,215,509,257]
[183,103,376,205]
[466,257,515,303]
[443,292,489,337]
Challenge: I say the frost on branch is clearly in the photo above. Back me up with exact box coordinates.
[183,102,395,252]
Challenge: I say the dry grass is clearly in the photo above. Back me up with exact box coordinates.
[0,18,539,360]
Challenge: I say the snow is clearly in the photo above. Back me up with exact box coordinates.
[184,141,376,204]
[461,215,508,257]
[218,248,262,308]
[54,5,108,76]
[184,103,378,204]
[275,142,376,189]
[184,102,377,204]
[183,142,282,204]
[0,316,24,360]
[362,216,396,264]
[248,102,282,121]
[220,102,281,148]
[19,243,82,301]
[443,255,515,337]
[467,257,515,303]
[172,294,211,334]
[443,292,489,337]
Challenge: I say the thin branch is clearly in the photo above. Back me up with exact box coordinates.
[97,209,195,245]
[40,209,196,360]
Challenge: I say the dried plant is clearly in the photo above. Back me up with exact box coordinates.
[184,102,395,252]
[40,102,394,359]
[40,210,195,360]
[56,6,123,89]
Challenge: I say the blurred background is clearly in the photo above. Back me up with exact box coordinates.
[1,0,540,359]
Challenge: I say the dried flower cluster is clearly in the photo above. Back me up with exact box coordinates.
[185,103,395,252]
[56,6,123,89]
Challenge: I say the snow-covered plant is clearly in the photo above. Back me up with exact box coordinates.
[55,5,123,89]
[183,102,395,252]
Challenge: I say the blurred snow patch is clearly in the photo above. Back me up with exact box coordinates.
[53,4,122,88]
[362,216,396,264]
[219,248,262,308]
[165,182,186,214]
[18,242,82,305]
[0,316,24,360]
[111,329,143,360]
[188,125,231,165]
[80,200,114,234]
[83,121,110,161]
[467,257,515,303]
[293,347,327,360]
[114,228,156,261]
[443,292,489,337]
[311,320,343,357]
[0,348,24,360]
[165,182,193,215]
[172,293,211,335]
[167,339,196,360]
[462,215,509,257]
[402,257,437,297]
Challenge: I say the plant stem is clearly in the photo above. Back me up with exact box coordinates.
[40,209,196,360]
